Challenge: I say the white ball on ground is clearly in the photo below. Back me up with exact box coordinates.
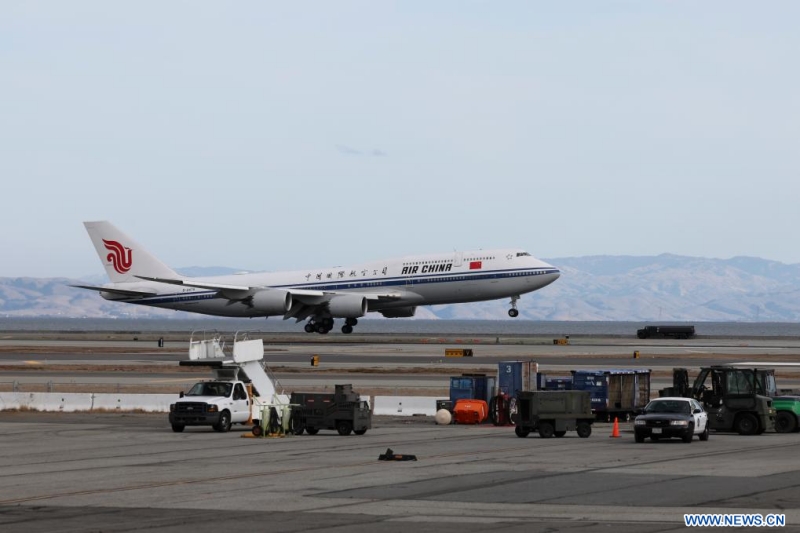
[435,409,452,425]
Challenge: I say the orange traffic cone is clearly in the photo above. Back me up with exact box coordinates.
[610,417,621,438]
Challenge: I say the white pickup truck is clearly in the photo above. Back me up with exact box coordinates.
[169,379,253,432]
[169,334,285,432]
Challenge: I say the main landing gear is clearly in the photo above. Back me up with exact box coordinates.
[341,318,358,335]
[304,317,359,335]
[508,295,520,318]
[305,316,334,334]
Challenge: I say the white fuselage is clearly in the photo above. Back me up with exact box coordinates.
[102,248,559,317]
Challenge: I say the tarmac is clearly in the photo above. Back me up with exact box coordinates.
[1,412,800,532]
[2,333,800,531]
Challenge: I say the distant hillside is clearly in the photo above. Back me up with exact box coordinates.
[2,255,800,321]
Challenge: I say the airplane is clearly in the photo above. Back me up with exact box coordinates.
[73,221,561,334]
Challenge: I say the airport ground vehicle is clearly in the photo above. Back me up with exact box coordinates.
[660,367,775,435]
[512,390,593,438]
[634,397,710,443]
[289,384,372,436]
[169,333,284,432]
[636,325,695,339]
[170,379,252,432]
[772,397,800,433]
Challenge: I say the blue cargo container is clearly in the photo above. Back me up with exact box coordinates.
[450,375,496,404]
[536,373,573,391]
[545,377,573,390]
[570,369,651,420]
[497,361,537,397]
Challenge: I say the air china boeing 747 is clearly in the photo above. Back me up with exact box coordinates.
[74,221,560,334]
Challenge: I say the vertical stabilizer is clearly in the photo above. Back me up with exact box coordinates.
[84,221,181,283]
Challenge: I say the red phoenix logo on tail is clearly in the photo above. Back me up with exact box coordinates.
[103,239,133,274]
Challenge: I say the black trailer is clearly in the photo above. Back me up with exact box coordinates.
[289,384,372,436]
[637,325,695,339]
[512,390,594,438]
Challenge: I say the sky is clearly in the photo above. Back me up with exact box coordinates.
[1,1,798,278]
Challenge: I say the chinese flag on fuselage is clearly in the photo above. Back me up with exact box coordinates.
[469,261,482,270]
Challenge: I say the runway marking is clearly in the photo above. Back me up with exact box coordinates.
[24,360,43,365]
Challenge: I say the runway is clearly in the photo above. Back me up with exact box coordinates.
[2,334,800,394]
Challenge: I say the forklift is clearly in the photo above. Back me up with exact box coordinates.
[661,366,775,435]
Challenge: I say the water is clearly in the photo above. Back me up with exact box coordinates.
[1,317,800,337]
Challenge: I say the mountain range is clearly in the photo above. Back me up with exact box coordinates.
[2,255,800,321]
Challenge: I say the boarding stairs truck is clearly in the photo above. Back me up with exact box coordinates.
[169,333,288,433]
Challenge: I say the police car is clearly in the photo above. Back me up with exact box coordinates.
[634,397,709,443]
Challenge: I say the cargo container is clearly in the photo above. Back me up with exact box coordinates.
[535,373,574,391]
[571,369,651,421]
[497,361,537,397]
[450,374,495,405]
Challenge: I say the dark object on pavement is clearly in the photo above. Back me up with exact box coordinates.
[378,448,417,461]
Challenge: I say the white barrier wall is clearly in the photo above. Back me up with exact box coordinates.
[0,392,176,413]
[373,396,447,417]
[0,392,445,416]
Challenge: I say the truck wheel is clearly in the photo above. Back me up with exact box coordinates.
[337,421,353,436]
[305,427,319,435]
[515,426,530,438]
[290,416,305,435]
[354,428,367,435]
[171,424,185,433]
[734,413,758,436]
[554,431,566,438]
[214,410,232,433]
[576,422,592,438]
[252,425,263,437]
[538,422,555,438]
[775,411,798,433]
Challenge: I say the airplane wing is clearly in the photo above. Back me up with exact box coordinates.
[70,284,157,298]
[135,275,404,320]
[135,275,401,300]
[135,276,251,292]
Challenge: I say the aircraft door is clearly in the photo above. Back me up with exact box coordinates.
[454,252,463,267]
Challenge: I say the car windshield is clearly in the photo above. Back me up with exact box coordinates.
[645,400,690,414]
[186,382,232,397]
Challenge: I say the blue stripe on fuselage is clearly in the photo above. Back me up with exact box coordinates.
[118,267,560,305]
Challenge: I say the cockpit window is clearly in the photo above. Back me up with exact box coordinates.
[516,252,531,257]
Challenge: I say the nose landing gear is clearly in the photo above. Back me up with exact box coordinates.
[508,296,520,318]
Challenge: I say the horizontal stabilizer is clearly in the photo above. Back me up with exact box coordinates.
[70,284,157,298]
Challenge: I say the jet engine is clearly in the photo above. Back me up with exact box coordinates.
[249,290,292,315]
[327,294,368,318]
[379,306,417,318]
